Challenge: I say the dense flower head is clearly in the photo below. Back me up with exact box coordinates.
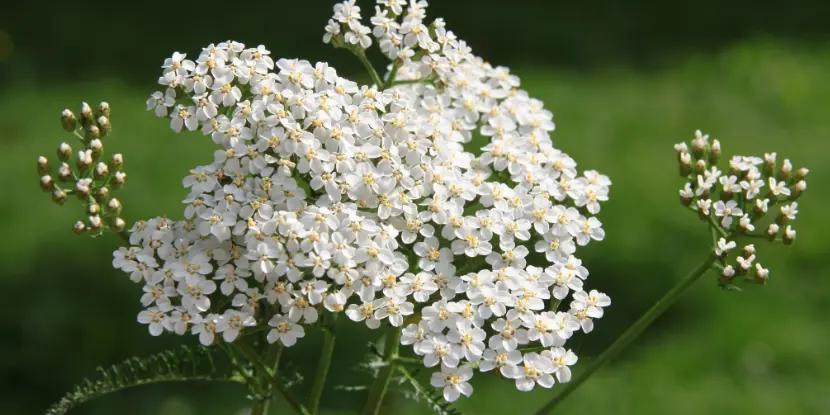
[120,0,611,401]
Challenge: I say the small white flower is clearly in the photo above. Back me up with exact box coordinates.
[714,238,736,257]
[267,314,305,346]
[713,200,742,227]
[430,363,474,402]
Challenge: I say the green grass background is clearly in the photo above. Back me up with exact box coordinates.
[1,39,828,414]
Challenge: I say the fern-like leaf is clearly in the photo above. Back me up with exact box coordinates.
[44,345,243,415]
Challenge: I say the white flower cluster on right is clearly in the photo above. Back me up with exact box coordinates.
[113,0,612,403]
[675,130,808,287]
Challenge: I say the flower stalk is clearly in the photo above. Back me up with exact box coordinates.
[309,314,338,414]
[533,254,718,414]
[362,327,402,415]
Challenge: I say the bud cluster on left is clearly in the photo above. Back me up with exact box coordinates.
[37,102,127,237]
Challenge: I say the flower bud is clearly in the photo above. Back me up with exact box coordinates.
[708,139,721,165]
[77,149,93,172]
[110,153,124,170]
[94,162,109,179]
[791,180,806,199]
[736,256,753,275]
[110,217,126,233]
[107,198,122,215]
[58,163,73,182]
[679,183,694,206]
[779,159,792,181]
[61,109,77,132]
[97,116,111,137]
[88,202,101,215]
[58,142,73,161]
[763,152,776,177]
[766,223,780,241]
[743,244,756,257]
[73,221,87,235]
[678,151,692,176]
[89,139,103,156]
[37,156,49,175]
[754,264,769,284]
[88,215,103,232]
[52,188,67,205]
[95,186,110,203]
[795,167,809,181]
[39,175,54,191]
[86,124,101,140]
[112,171,126,188]
[783,225,796,245]
[694,159,707,175]
[720,265,735,285]
[96,102,111,118]
[80,102,95,128]
[691,138,707,160]
[674,142,688,153]
[76,178,92,199]
[753,198,769,219]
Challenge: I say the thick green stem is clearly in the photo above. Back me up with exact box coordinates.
[233,342,309,415]
[361,327,402,415]
[533,254,717,415]
[309,314,338,414]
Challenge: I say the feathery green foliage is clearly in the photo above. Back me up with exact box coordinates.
[44,345,242,415]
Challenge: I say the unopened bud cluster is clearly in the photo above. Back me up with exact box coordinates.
[38,102,126,236]
[675,130,808,289]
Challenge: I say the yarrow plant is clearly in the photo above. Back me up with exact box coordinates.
[37,2,808,415]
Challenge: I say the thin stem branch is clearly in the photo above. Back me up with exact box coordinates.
[353,49,383,88]
[532,253,718,415]
[382,61,401,90]
[255,343,283,415]
[309,314,338,414]
[361,326,402,415]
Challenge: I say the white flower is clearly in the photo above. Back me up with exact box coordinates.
[713,200,742,227]
[267,314,306,346]
[137,308,172,336]
[192,315,219,346]
[504,352,555,391]
[216,309,256,342]
[430,363,474,402]
[542,347,578,383]
[768,177,791,197]
[714,238,736,256]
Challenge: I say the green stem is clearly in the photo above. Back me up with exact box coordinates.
[309,314,338,414]
[361,327,402,415]
[353,49,383,88]
[251,400,269,415]
[382,61,401,90]
[533,254,718,415]
[255,343,283,415]
[233,342,309,415]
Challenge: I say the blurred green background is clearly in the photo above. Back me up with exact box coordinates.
[1,1,828,414]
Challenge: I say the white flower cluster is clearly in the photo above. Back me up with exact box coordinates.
[118,0,611,401]
[675,130,807,286]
